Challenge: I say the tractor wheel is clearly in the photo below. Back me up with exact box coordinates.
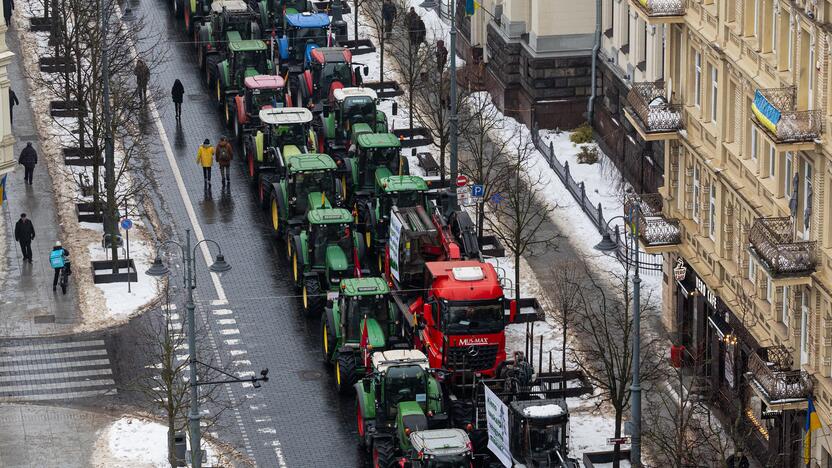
[270,198,281,235]
[302,277,324,317]
[205,55,220,89]
[171,0,181,17]
[258,181,266,209]
[291,251,302,289]
[335,352,358,394]
[372,437,396,468]
[321,314,336,365]
[248,149,256,179]
[224,100,232,127]
[355,400,369,450]
[184,5,191,34]
[216,79,223,106]
[233,114,241,140]
[285,231,293,261]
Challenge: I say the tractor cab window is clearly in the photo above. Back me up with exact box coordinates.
[443,300,503,334]
[383,365,427,417]
[391,190,423,209]
[284,0,308,11]
[345,296,387,340]
[369,147,398,167]
[253,89,281,109]
[294,171,333,197]
[296,28,328,48]
[342,96,375,124]
[527,423,562,456]
[320,63,352,89]
[277,123,305,143]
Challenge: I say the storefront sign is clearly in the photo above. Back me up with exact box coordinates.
[673,258,687,282]
[695,276,718,309]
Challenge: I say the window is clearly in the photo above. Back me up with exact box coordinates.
[753,0,760,38]
[782,286,791,328]
[800,289,809,365]
[766,275,773,303]
[693,165,701,222]
[694,51,702,107]
[809,46,815,109]
[771,3,777,53]
[710,66,718,123]
[750,127,758,161]
[769,146,776,178]
[709,182,717,239]
[788,20,793,70]
[804,160,813,239]
[748,257,757,283]
[785,151,793,197]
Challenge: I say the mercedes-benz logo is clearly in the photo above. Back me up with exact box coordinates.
[466,346,479,357]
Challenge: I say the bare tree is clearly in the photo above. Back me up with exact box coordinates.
[485,129,559,300]
[458,92,511,237]
[387,19,429,133]
[570,262,664,468]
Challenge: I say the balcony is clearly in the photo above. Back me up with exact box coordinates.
[747,349,811,410]
[750,87,824,151]
[748,217,816,284]
[624,82,683,142]
[623,193,681,252]
[629,0,685,24]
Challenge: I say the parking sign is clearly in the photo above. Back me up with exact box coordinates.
[471,184,484,198]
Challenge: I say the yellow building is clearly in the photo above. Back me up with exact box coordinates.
[616,0,832,465]
[0,2,14,177]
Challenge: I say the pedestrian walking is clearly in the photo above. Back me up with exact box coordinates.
[406,7,419,44]
[18,142,37,185]
[215,136,234,186]
[135,59,150,104]
[14,213,35,263]
[382,0,396,39]
[49,241,69,292]
[196,138,215,186]
[171,79,184,121]
[3,0,13,27]
[435,40,448,73]
[8,88,18,125]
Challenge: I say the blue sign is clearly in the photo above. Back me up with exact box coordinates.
[490,192,505,206]
[120,218,133,230]
[471,184,484,198]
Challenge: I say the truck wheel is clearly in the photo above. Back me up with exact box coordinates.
[321,314,336,365]
[302,277,324,317]
[372,437,395,468]
[335,352,357,394]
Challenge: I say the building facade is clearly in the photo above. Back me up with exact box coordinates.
[0,1,14,177]
[455,0,596,129]
[622,0,832,465]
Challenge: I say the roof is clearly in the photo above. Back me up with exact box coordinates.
[426,261,503,301]
[371,350,429,374]
[245,75,285,90]
[285,12,331,28]
[310,47,352,64]
[259,107,313,125]
[409,429,470,456]
[286,153,336,173]
[307,208,352,225]
[211,0,249,13]
[332,87,377,102]
[381,175,428,193]
[341,277,389,296]
[228,39,267,53]
[356,132,400,149]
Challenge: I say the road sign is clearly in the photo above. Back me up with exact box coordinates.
[457,186,473,207]
[607,437,631,445]
[471,184,484,198]
[120,218,133,230]
[456,174,469,187]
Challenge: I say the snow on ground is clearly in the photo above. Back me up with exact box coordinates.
[568,413,621,461]
[90,417,223,468]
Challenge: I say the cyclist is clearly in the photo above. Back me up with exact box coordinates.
[49,241,71,293]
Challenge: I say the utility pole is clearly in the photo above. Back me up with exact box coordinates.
[100,0,118,269]
[629,206,642,467]
[184,229,202,468]
[448,0,459,209]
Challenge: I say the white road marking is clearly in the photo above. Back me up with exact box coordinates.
[212,309,232,316]
[7,388,117,401]
[224,339,240,346]
[219,329,240,335]
[0,358,111,372]
[0,378,115,393]
[229,349,247,356]
[0,368,112,383]
[217,318,237,326]
[232,360,252,367]
[0,349,107,364]
[0,340,106,354]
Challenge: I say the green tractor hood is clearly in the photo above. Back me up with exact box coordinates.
[359,317,387,349]
[325,245,348,272]
[307,191,332,210]
[397,401,428,451]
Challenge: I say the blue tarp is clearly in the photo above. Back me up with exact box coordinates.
[286,12,331,28]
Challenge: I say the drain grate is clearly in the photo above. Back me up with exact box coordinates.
[33,315,56,324]
[297,370,322,381]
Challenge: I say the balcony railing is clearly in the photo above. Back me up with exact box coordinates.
[748,217,817,278]
[623,193,681,247]
[627,82,683,133]
[634,0,685,17]
[748,351,811,403]
[751,87,824,143]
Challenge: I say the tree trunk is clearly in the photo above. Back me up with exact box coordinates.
[613,409,623,468]
[439,138,446,183]
[477,203,484,237]
[379,30,384,82]
[354,3,359,43]
[514,251,520,300]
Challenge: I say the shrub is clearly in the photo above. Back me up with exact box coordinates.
[577,145,599,164]
[570,123,594,144]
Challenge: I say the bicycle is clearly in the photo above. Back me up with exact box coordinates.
[58,260,71,295]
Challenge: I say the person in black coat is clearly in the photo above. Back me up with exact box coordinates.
[381,0,396,38]
[171,79,184,120]
[435,40,448,73]
[8,89,18,125]
[14,213,34,262]
[18,142,37,185]
[4,0,13,27]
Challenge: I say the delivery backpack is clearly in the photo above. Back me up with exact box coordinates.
[49,249,66,269]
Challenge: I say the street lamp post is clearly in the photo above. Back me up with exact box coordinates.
[448,0,459,209]
[595,209,642,467]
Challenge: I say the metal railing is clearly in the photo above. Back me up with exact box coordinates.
[747,352,811,402]
[624,193,682,247]
[633,0,685,16]
[627,81,683,133]
[748,217,817,277]
[530,126,663,274]
[752,87,824,143]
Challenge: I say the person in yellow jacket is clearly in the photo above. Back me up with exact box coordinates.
[196,138,215,186]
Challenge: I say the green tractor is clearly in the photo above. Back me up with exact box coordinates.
[348,132,409,196]
[288,208,365,315]
[320,87,392,161]
[196,0,261,79]
[321,277,402,393]
[182,0,212,35]
[355,350,449,467]
[400,429,473,467]
[268,152,342,238]
[215,40,276,125]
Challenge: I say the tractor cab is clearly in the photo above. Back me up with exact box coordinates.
[278,12,332,67]
[404,429,473,468]
[508,399,576,467]
[269,152,340,238]
[246,107,315,184]
[321,277,397,392]
[297,47,364,108]
[197,1,260,62]
[351,132,407,194]
[257,0,317,34]
[355,350,448,464]
[217,40,274,125]
[322,88,389,158]
[290,208,363,316]
[231,75,289,139]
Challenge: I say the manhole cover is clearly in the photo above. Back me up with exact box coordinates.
[297,370,322,381]
[187,94,207,101]
[34,315,55,324]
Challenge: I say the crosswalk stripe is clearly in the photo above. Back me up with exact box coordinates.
[0,358,111,372]
[0,348,107,364]
[0,378,115,393]
[12,388,117,401]
[0,368,112,383]
[0,340,106,354]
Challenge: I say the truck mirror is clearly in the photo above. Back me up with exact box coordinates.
[363,66,369,76]
[392,102,398,116]
[509,299,517,323]
[354,67,363,86]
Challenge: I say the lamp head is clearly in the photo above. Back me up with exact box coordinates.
[209,254,231,273]
[594,231,618,252]
[146,256,171,277]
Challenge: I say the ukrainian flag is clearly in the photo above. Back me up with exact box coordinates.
[0,174,7,203]
[465,0,480,15]
[804,396,822,465]
[751,90,781,136]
